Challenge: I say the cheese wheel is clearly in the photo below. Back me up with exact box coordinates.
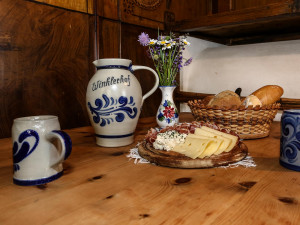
[251,85,283,105]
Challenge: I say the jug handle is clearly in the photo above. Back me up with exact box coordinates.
[131,66,159,103]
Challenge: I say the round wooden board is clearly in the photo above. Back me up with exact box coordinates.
[239,131,269,140]
[138,141,248,169]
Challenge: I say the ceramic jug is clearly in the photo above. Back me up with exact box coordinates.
[86,58,159,147]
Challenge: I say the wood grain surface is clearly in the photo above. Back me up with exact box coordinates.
[32,0,94,13]
[97,0,118,19]
[175,0,300,45]
[0,113,300,225]
[0,0,94,138]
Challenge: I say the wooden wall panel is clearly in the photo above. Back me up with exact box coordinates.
[233,0,288,11]
[98,19,120,58]
[97,0,118,19]
[0,0,94,138]
[168,0,207,20]
[31,0,94,13]
[205,0,291,15]
[120,24,162,118]
[120,0,164,29]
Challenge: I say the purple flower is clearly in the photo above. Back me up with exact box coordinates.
[184,57,193,66]
[138,32,150,46]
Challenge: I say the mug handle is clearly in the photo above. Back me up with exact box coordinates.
[131,65,159,103]
[47,130,72,166]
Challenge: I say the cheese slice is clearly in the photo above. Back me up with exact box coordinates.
[171,126,238,160]
[172,137,214,159]
[200,126,238,152]
[187,134,223,158]
[198,138,223,158]
[194,128,230,153]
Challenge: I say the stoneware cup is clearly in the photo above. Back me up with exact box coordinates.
[280,109,300,171]
[12,115,72,185]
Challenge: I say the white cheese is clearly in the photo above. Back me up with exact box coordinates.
[153,130,187,151]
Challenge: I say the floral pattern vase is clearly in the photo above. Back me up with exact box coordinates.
[156,86,179,128]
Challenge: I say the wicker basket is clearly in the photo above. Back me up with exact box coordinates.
[187,99,281,139]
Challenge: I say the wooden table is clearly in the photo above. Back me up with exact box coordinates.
[1,113,299,225]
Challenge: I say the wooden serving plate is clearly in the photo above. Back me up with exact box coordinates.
[138,141,248,169]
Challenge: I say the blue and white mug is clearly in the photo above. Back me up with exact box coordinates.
[280,109,300,171]
[12,115,72,185]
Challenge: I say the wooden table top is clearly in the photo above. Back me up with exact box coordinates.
[1,113,299,225]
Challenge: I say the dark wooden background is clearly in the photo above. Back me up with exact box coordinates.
[0,0,298,138]
[0,0,202,138]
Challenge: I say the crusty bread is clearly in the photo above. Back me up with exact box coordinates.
[202,95,214,105]
[138,141,248,168]
[251,85,283,105]
[207,90,241,108]
[242,95,262,107]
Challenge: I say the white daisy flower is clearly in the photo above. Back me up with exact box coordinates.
[158,40,168,45]
[149,39,157,45]
[182,39,190,46]
[165,42,173,49]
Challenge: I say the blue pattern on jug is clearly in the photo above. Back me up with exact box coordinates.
[88,94,137,127]
[96,63,133,73]
[13,130,39,171]
[281,115,300,163]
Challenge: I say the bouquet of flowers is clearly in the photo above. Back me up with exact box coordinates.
[138,32,192,86]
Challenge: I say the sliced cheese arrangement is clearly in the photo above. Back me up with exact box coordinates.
[140,121,248,168]
[171,126,238,159]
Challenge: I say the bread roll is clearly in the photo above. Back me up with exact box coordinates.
[202,95,214,105]
[242,95,262,107]
[251,85,283,105]
[207,90,241,108]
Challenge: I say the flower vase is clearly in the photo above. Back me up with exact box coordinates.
[156,86,179,128]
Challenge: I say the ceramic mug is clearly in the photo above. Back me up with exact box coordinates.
[280,109,300,171]
[12,115,72,185]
